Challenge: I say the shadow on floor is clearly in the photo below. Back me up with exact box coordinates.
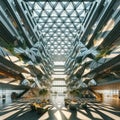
[0,101,120,120]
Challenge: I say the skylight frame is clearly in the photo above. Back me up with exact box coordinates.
[27,1,92,56]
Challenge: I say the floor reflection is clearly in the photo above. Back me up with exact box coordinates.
[102,97,120,109]
[0,99,120,120]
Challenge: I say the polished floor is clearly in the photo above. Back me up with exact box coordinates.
[0,99,120,120]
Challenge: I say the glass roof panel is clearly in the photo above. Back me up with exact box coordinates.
[66,2,74,10]
[27,1,92,56]
[45,2,52,10]
[33,11,38,17]
[61,11,68,17]
[56,3,63,10]
[34,3,41,9]
[41,11,48,16]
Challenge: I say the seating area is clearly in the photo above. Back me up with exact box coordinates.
[30,99,52,114]
[64,98,96,110]
[1,98,120,120]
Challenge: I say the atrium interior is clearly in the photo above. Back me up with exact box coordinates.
[0,0,120,120]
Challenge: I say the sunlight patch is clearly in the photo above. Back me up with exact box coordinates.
[90,111,103,119]
[77,111,91,120]
[1,106,19,112]
[54,111,62,120]
[0,110,19,120]
[61,107,67,110]
[92,105,98,108]
[79,109,87,114]
[39,112,49,120]
[61,110,71,119]
[89,108,96,111]
[99,110,120,120]
[17,110,29,117]
[57,104,61,108]
[51,107,57,110]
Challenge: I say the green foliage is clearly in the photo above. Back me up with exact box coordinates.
[0,37,9,48]
[95,48,111,61]
[0,37,14,54]
[0,38,25,62]
[7,44,14,54]
[39,89,48,96]
[23,40,27,49]
[70,89,79,95]
[63,91,67,94]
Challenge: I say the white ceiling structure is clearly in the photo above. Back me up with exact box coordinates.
[27,1,92,56]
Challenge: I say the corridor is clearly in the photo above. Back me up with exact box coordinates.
[0,0,120,119]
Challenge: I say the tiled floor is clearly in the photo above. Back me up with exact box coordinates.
[0,99,120,120]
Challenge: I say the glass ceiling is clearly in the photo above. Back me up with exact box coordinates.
[27,1,92,56]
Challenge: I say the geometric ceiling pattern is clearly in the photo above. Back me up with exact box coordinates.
[27,1,92,56]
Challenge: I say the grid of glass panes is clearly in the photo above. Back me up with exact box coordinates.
[27,1,92,56]
[51,87,67,93]
[52,80,66,86]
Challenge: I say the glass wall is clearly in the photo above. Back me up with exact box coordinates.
[0,89,24,107]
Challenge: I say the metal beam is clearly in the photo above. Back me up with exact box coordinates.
[0,83,30,90]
